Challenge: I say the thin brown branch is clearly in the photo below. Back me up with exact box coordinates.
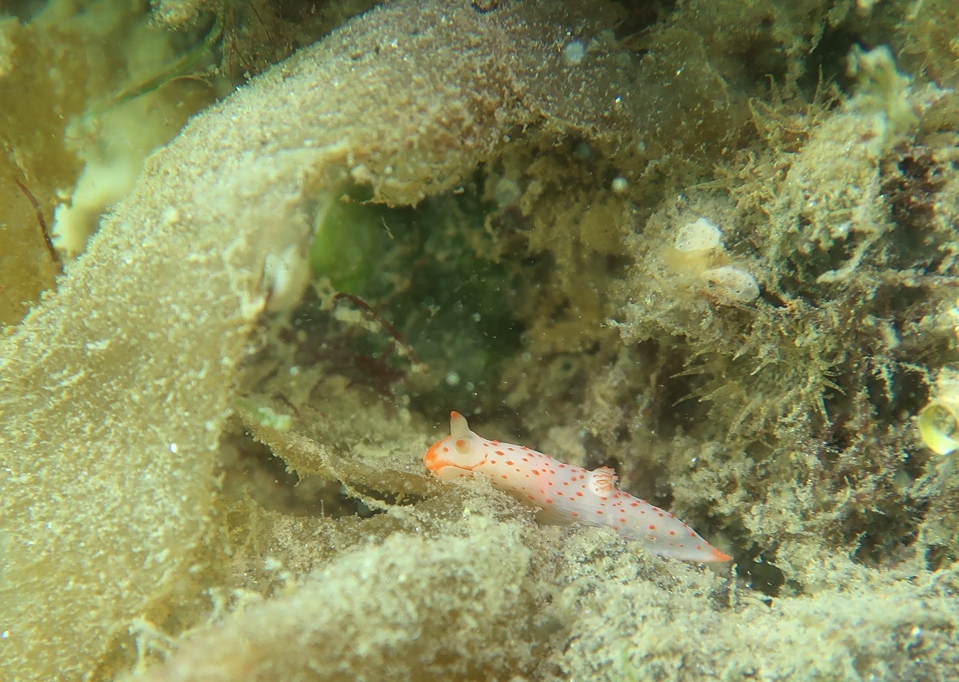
[333,291,422,366]
[14,177,60,270]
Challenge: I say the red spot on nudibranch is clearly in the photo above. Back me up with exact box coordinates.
[620,518,627,523]
[575,492,584,497]
[657,512,664,517]
[689,531,696,537]
[501,475,508,479]
[596,510,603,514]
[696,545,702,550]
[558,464,566,468]
[649,524,656,530]
[532,469,540,475]
[442,447,449,453]
[669,531,676,535]
[506,460,514,466]
[495,450,504,455]
[546,498,553,503]
[571,512,579,517]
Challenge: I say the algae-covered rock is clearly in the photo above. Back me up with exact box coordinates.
[0,1,640,678]
[548,532,959,681]
[129,520,546,682]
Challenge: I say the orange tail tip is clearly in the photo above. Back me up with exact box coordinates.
[710,546,733,562]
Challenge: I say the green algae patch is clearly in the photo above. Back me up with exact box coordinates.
[309,196,387,294]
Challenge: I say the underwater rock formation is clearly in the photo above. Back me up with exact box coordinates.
[4,0,959,680]
[131,521,546,682]
[0,1,639,678]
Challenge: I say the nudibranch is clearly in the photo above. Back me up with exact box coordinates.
[424,411,731,563]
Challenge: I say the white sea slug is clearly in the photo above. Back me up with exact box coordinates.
[702,265,760,303]
[674,217,723,253]
[424,412,731,563]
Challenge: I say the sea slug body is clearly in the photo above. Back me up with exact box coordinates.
[424,411,731,563]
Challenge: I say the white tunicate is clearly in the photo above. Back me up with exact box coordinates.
[674,217,723,253]
[702,266,760,303]
[562,40,586,66]
[493,177,521,208]
[263,242,310,312]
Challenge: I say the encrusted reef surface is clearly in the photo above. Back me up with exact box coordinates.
[2,0,959,680]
